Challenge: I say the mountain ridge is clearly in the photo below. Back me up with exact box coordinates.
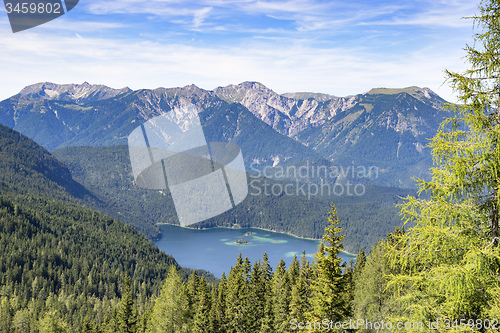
[0,81,449,187]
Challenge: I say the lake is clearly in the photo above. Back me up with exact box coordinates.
[154,224,356,277]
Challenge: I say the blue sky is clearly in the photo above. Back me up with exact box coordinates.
[0,0,478,102]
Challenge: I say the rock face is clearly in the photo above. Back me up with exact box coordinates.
[18,82,132,103]
[0,81,449,188]
[214,81,358,137]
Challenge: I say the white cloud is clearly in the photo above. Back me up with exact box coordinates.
[0,0,478,104]
[193,7,213,28]
[0,26,468,103]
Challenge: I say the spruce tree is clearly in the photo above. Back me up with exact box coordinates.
[308,204,350,327]
[288,255,300,287]
[289,251,312,324]
[186,270,199,321]
[38,310,68,333]
[0,297,13,333]
[353,241,394,332]
[193,276,211,333]
[259,253,274,333]
[208,286,220,333]
[353,248,366,281]
[119,275,137,333]
[247,260,265,331]
[386,0,500,325]
[270,258,290,332]
[226,254,247,333]
[212,272,227,333]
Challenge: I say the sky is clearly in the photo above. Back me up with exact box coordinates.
[0,0,480,102]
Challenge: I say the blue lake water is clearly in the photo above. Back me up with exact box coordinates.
[154,224,356,277]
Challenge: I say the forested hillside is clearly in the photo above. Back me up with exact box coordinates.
[0,124,92,201]
[52,145,413,253]
[96,2,500,332]
[3,1,500,332]
[0,195,181,331]
[0,124,215,331]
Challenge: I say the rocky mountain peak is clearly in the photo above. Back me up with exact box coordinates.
[0,81,451,188]
[213,81,273,104]
[364,86,446,109]
[18,82,132,103]
[281,92,338,102]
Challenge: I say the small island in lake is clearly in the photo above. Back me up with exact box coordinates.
[244,232,254,236]
[235,239,249,244]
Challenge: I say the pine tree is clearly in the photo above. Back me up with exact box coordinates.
[259,253,274,333]
[211,272,227,333]
[270,258,290,332]
[193,275,211,333]
[386,0,500,325]
[148,266,188,333]
[308,204,350,328]
[289,251,312,324]
[226,254,246,333]
[119,275,138,333]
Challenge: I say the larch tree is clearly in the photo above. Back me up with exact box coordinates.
[148,266,188,333]
[386,0,500,327]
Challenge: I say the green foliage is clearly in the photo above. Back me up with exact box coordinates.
[0,194,181,330]
[289,252,313,325]
[0,124,92,201]
[385,0,500,328]
[0,124,217,331]
[192,276,211,333]
[270,259,291,332]
[308,204,351,327]
[353,236,402,332]
[148,266,188,333]
[53,145,411,253]
[119,275,138,333]
[140,205,356,333]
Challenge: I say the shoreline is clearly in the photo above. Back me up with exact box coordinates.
[155,223,358,257]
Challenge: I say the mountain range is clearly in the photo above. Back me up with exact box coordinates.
[0,81,446,252]
[0,81,449,188]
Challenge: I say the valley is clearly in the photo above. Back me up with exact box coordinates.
[0,81,440,254]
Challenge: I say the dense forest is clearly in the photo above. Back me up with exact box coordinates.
[3,1,500,332]
[52,145,412,253]
[0,124,215,331]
